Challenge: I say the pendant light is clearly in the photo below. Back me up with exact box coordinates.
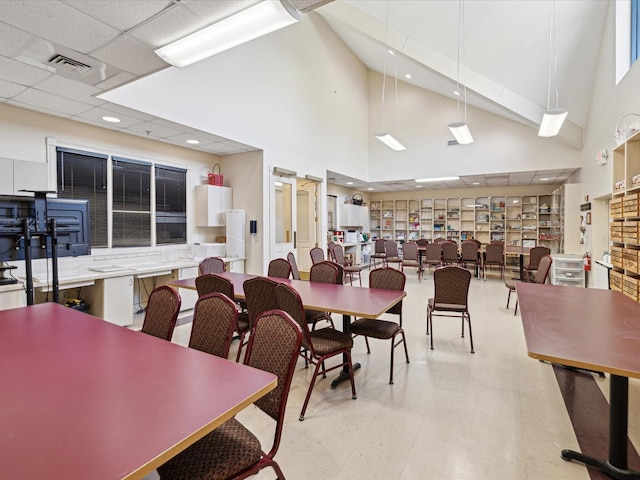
[448,0,473,145]
[538,0,567,137]
[374,3,406,151]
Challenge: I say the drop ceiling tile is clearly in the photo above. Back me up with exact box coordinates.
[127,121,184,139]
[209,142,248,154]
[73,106,146,128]
[0,79,28,99]
[35,75,104,105]
[0,0,119,54]
[0,56,51,86]
[102,103,157,122]
[12,87,93,115]
[181,0,259,19]
[92,35,167,76]
[64,0,173,30]
[166,132,213,145]
[128,3,208,47]
[7,98,72,118]
[0,21,36,57]
[94,71,137,90]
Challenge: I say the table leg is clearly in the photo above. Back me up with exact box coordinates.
[561,375,640,479]
[519,254,525,281]
[331,313,361,388]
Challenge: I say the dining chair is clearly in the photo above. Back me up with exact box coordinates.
[274,283,357,421]
[157,310,302,480]
[327,241,338,263]
[287,251,301,280]
[459,240,481,278]
[506,255,552,315]
[384,240,402,269]
[400,241,422,282]
[370,238,387,268]
[140,286,181,341]
[490,240,504,246]
[416,238,429,247]
[434,237,447,244]
[483,243,505,279]
[423,242,443,272]
[350,267,409,384]
[427,266,474,353]
[331,243,364,286]
[267,258,292,279]
[523,246,551,280]
[198,256,226,275]
[441,241,460,266]
[240,277,279,362]
[309,247,325,265]
[188,292,238,359]
[305,261,340,329]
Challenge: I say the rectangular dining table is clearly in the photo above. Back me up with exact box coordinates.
[517,282,640,479]
[0,302,277,480]
[504,245,531,280]
[170,271,406,386]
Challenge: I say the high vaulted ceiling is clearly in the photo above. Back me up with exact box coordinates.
[0,0,607,188]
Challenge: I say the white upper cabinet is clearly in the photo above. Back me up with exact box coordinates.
[195,185,232,227]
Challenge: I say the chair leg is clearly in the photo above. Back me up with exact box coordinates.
[461,316,465,338]
[364,336,371,354]
[429,314,434,350]
[300,360,323,421]
[467,313,474,353]
[426,308,430,335]
[389,335,395,384]
[506,289,512,308]
[514,299,519,316]
[346,351,357,399]
[235,331,248,362]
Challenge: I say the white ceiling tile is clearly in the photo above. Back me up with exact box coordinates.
[101,103,157,122]
[166,132,213,145]
[7,98,72,118]
[35,75,104,105]
[64,0,173,30]
[210,142,247,154]
[0,21,36,57]
[12,87,92,115]
[0,79,28,98]
[0,1,119,54]
[72,106,146,128]
[92,35,167,75]
[0,57,52,86]
[94,71,137,90]
[129,3,212,47]
[128,121,184,139]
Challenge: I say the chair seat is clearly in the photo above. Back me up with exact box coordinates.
[309,327,353,355]
[237,313,250,333]
[402,260,420,268]
[350,318,401,340]
[427,298,467,313]
[372,253,386,258]
[504,279,518,290]
[344,265,365,273]
[157,417,260,480]
[386,256,401,263]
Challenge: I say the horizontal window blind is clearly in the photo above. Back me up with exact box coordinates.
[156,165,187,245]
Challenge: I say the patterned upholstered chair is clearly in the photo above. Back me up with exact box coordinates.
[188,292,238,359]
[483,243,505,279]
[305,261,340,329]
[423,242,443,272]
[427,266,474,353]
[267,258,292,279]
[370,238,387,268]
[198,256,226,275]
[459,240,481,278]
[240,277,280,362]
[140,286,181,341]
[275,283,357,421]
[287,252,301,280]
[416,238,429,247]
[441,241,459,266]
[506,255,552,315]
[350,268,409,384]
[384,240,403,269]
[331,243,364,286]
[400,242,422,282]
[157,310,302,480]
[309,247,325,265]
[523,246,551,281]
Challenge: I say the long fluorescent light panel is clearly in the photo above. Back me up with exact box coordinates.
[374,133,406,151]
[538,108,568,137]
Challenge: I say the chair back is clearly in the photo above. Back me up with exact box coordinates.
[198,256,225,275]
[332,244,348,266]
[287,252,301,280]
[490,240,504,246]
[141,286,181,341]
[327,242,337,261]
[309,261,340,284]
[424,242,442,264]
[384,240,400,258]
[243,276,280,327]
[533,255,553,284]
[268,258,292,279]
[369,267,406,318]
[274,283,312,351]
[374,238,387,254]
[434,237,447,244]
[401,242,419,262]
[433,266,471,308]
[195,273,233,298]
[527,246,551,269]
[441,241,459,264]
[244,309,302,456]
[309,247,325,265]
[188,292,237,358]
[460,240,479,262]
[484,243,504,264]
[416,239,429,247]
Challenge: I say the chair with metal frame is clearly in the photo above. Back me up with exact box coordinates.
[267,258,292,279]
[287,252,301,280]
[441,241,459,266]
[483,243,505,279]
[459,240,481,278]
[331,243,364,286]
[506,255,553,315]
[240,277,280,362]
[384,240,403,269]
[199,256,226,275]
[309,247,325,265]
[522,246,551,281]
[188,292,238,359]
[141,286,181,341]
[400,241,422,282]
[369,238,387,268]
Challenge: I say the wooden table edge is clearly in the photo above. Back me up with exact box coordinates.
[122,377,277,480]
[526,351,639,380]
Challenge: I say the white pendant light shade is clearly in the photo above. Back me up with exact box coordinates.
[155,0,300,67]
[448,122,474,145]
[538,108,568,137]
[374,133,406,151]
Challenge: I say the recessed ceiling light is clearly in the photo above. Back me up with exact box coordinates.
[540,178,549,181]
[472,182,480,185]
[186,139,200,144]
[388,49,395,56]
[367,187,374,191]
[346,181,353,185]
[512,199,519,203]
[454,90,460,96]
[405,73,412,79]
[102,116,121,123]
[416,185,422,188]
[415,176,460,183]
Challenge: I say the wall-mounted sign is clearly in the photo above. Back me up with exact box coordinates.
[580,202,591,211]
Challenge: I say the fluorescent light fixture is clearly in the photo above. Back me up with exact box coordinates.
[540,177,549,181]
[346,181,353,185]
[388,49,395,56]
[405,73,411,79]
[367,187,374,191]
[472,182,480,185]
[415,176,460,183]
[538,108,568,137]
[186,139,200,144]
[155,0,300,67]
[448,122,474,145]
[374,133,406,151]
[102,116,120,123]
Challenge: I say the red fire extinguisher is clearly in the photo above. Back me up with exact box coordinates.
[583,252,591,271]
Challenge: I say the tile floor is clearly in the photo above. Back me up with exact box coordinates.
[145,267,640,480]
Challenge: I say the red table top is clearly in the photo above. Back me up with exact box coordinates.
[517,282,640,379]
[0,303,276,479]
[170,272,406,319]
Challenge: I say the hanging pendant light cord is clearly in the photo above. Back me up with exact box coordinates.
[545,0,558,111]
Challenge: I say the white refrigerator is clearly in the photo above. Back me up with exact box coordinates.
[225,210,245,258]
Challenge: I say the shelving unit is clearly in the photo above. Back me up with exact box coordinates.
[549,254,585,287]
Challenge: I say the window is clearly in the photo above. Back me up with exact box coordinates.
[56,147,187,249]
[633,0,640,65]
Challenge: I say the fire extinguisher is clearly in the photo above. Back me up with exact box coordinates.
[583,252,591,271]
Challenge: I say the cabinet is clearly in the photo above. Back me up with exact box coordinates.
[83,275,134,326]
[339,204,368,227]
[549,255,585,287]
[195,185,232,227]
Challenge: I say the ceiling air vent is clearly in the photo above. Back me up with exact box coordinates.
[47,54,92,74]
